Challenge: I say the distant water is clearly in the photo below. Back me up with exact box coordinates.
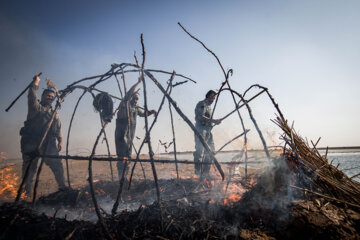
[326,151,360,182]
[159,150,360,182]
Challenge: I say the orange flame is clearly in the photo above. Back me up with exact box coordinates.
[249,176,254,185]
[249,176,256,187]
[0,166,22,200]
[223,193,242,205]
[95,189,106,195]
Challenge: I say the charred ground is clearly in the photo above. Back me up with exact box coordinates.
[1,154,359,240]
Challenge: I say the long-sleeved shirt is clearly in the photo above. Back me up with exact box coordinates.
[116,94,145,142]
[194,99,212,128]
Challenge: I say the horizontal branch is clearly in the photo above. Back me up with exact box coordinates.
[66,66,196,88]
[39,154,259,165]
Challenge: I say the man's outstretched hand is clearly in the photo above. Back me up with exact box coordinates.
[33,75,40,87]
[150,109,158,116]
[213,119,222,125]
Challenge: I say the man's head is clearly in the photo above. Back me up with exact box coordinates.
[205,90,217,104]
[41,89,55,107]
[130,92,140,106]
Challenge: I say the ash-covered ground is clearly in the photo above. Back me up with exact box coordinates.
[0,155,359,239]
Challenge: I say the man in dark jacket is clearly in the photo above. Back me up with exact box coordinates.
[20,75,66,196]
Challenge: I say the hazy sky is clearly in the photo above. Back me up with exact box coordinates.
[1,0,359,158]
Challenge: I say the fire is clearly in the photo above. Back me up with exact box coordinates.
[95,189,106,195]
[245,175,257,188]
[223,193,242,205]
[284,151,300,170]
[227,183,244,192]
[249,176,254,186]
[222,182,245,206]
[0,166,21,200]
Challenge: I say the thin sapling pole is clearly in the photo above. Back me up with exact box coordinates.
[167,72,179,180]
[140,34,161,202]
[128,72,175,188]
[65,89,87,188]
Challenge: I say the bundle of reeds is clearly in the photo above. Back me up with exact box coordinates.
[273,117,360,208]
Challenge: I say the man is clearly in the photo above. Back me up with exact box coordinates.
[20,75,66,196]
[193,90,221,176]
[115,78,157,180]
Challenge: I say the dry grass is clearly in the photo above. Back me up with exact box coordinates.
[273,117,360,207]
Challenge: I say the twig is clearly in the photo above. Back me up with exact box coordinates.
[172,80,188,87]
[112,156,129,215]
[64,226,78,240]
[131,142,147,181]
[114,72,123,98]
[313,137,321,148]
[221,88,271,159]
[141,34,161,202]
[128,70,175,189]
[324,147,329,160]
[341,165,360,171]
[101,118,114,182]
[311,140,323,159]
[178,22,226,78]
[350,172,360,179]
[167,71,179,180]
[40,153,258,165]
[134,50,139,67]
[5,72,42,112]
[65,64,195,89]
[41,155,261,165]
[87,119,113,240]
[31,140,50,207]
[291,185,360,209]
[219,89,267,121]
[65,89,87,188]
[243,84,285,122]
[215,130,250,154]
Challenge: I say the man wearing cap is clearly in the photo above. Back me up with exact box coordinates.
[115,77,157,180]
[193,90,222,176]
[20,75,66,196]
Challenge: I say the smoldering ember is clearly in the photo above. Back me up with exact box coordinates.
[1,25,359,240]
